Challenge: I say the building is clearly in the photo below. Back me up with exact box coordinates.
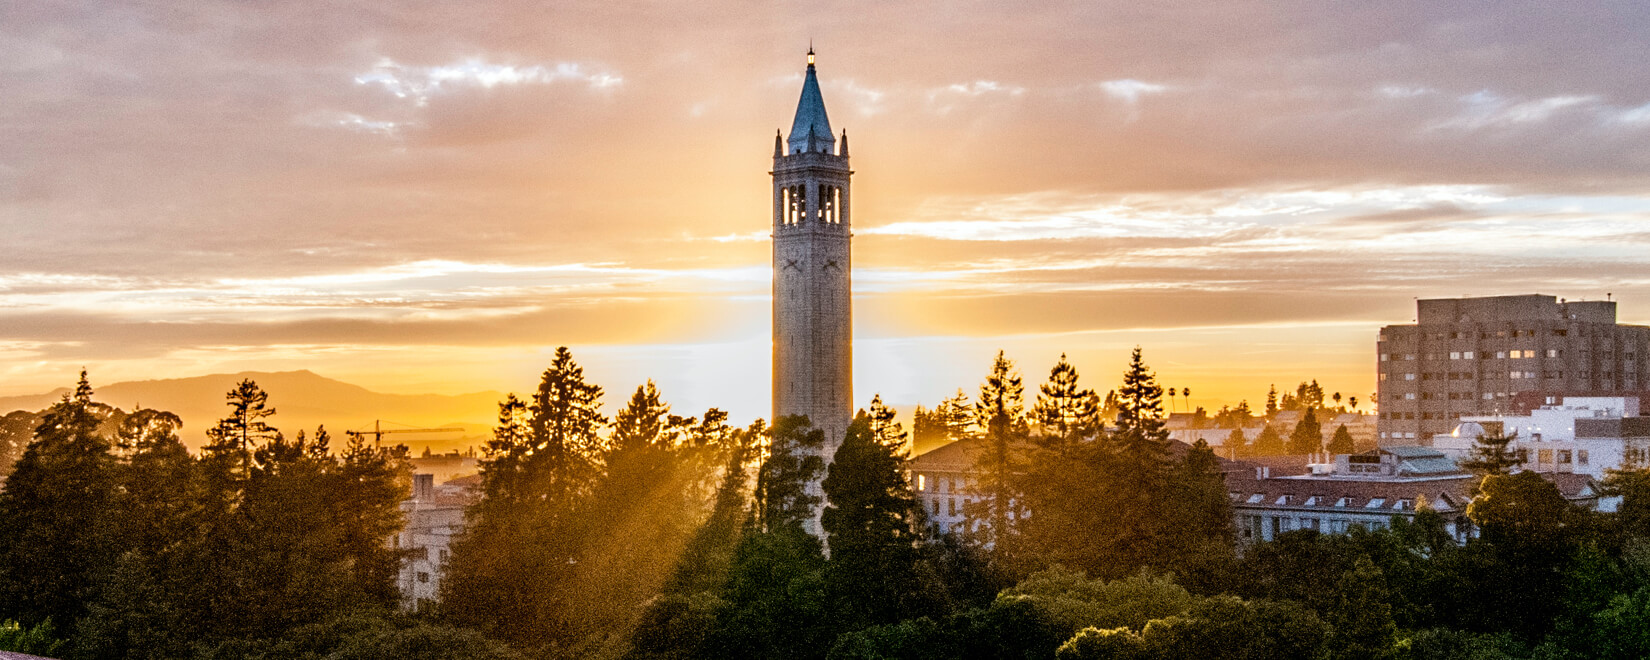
[1228,446,1600,544]
[394,473,477,610]
[1377,294,1650,443]
[772,49,853,532]
[908,438,990,537]
[1431,396,1650,483]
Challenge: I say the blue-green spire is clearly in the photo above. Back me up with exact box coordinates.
[786,48,835,155]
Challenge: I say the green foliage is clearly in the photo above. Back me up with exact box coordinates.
[1056,627,1150,660]
[0,370,120,630]
[1460,431,1523,485]
[753,415,825,532]
[192,613,523,660]
[0,410,43,478]
[1000,567,1194,636]
[1137,596,1330,660]
[1326,555,1397,660]
[967,350,1030,558]
[822,413,935,628]
[1394,628,1526,660]
[0,618,66,656]
[1287,408,1321,454]
[1032,354,1101,450]
[1328,424,1356,454]
[1252,424,1284,456]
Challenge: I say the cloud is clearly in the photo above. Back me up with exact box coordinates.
[355,57,622,107]
[1098,78,1167,104]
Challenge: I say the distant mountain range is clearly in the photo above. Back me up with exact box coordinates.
[0,370,503,451]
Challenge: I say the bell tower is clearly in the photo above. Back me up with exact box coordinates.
[772,48,853,511]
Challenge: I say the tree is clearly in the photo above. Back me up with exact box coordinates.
[1459,430,1522,482]
[1287,408,1322,454]
[937,390,975,442]
[1328,425,1355,455]
[967,350,1029,557]
[1109,347,1170,483]
[1264,385,1279,417]
[753,415,826,532]
[1224,427,1248,458]
[821,414,932,628]
[1326,556,1397,660]
[202,378,281,484]
[443,348,611,650]
[0,370,120,630]
[1252,424,1284,456]
[1033,354,1100,451]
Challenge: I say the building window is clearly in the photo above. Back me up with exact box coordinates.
[917,474,926,491]
[1548,349,1561,358]
[1405,354,1417,360]
[1405,393,1416,400]
[1380,353,1390,361]
[418,572,430,584]
[1559,450,1572,464]
[1580,450,1590,465]
[1379,373,1388,381]
[948,498,956,515]
[1539,449,1553,464]
[1463,351,1475,359]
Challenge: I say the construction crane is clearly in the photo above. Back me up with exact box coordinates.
[346,420,464,445]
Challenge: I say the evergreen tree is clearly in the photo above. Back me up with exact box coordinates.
[1109,347,1170,483]
[443,348,610,651]
[1161,440,1237,568]
[1225,427,1248,459]
[202,378,280,484]
[1328,424,1356,455]
[1288,408,1322,454]
[1032,353,1100,451]
[1460,430,1523,479]
[968,351,1029,558]
[0,370,119,630]
[937,389,975,442]
[753,415,826,532]
[1253,424,1285,456]
[821,414,931,628]
[1265,385,1279,417]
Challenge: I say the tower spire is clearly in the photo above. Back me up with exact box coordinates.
[787,47,834,155]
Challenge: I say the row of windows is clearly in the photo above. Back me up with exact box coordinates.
[1384,370,1627,384]
[1382,349,1575,361]
[1241,514,1389,540]
[1380,329,1570,342]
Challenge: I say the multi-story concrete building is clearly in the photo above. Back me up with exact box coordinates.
[394,473,477,610]
[1377,294,1650,443]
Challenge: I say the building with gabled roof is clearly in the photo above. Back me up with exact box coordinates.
[1228,445,1601,544]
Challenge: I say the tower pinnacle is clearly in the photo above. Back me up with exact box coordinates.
[787,48,834,155]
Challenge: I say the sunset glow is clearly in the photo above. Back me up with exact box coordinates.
[7,3,1650,426]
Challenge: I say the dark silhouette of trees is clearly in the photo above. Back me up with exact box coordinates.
[1328,424,1355,454]
[1288,408,1322,454]
[966,350,1029,561]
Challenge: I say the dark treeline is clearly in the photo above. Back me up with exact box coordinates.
[0,372,519,659]
[9,348,1650,658]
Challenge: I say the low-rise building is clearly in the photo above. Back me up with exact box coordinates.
[1431,396,1650,480]
[1228,446,1600,544]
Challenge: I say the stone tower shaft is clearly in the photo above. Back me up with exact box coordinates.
[772,51,853,469]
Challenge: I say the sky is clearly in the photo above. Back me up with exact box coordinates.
[6,1,1650,425]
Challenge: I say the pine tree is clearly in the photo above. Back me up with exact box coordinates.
[1225,427,1249,458]
[821,414,927,627]
[1253,424,1285,456]
[1032,353,1100,451]
[968,350,1029,557]
[443,348,610,650]
[1460,430,1522,477]
[1265,385,1279,417]
[1288,408,1323,454]
[753,415,826,532]
[1328,424,1355,455]
[937,389,975,442]
[0,370,119,629]
[202,378,280,486]
[1110,347,1170,483]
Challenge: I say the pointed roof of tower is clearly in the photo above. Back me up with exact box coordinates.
[787,48,835,154]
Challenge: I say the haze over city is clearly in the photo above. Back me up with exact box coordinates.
[9,3,1650,422]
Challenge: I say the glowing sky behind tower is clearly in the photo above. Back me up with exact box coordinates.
[6,2,1650,423]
